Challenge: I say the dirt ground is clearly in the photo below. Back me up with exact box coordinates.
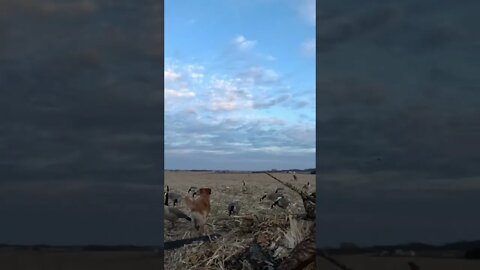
[164,171,316,269]
[164,172,315,241]
[317,254,480,270]
[0,251,163,270]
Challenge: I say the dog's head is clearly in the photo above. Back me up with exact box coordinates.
[198,188,212,196]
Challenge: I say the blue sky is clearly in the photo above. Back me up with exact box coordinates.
[165,0,316,170]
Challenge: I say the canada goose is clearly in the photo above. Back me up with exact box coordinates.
[227,201,240,216]
[188,186,198,197]
[260,188,283,202]
[164,191,191,229]
[271,195,290,209]
[293,174,297,181]
[166,185,182,206]
[241,180,247,193]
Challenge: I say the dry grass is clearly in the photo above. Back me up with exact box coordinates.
[164,172,316,270]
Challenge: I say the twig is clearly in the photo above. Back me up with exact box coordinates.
[264,173,316,220]
[164,234,221,250]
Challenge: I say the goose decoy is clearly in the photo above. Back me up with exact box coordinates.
[260,188,283,202]
[166,185,182,206]
[227,201,240,216]
[188,186,198,197]
[241,180,247,193]
[293,174,297,181]
[271,195,290,209]
[164,191,191,229]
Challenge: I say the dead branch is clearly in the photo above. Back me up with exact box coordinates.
[277,228,316,270]
[264,173,354,270]
[164,234,221,250]
[265,173,315,220]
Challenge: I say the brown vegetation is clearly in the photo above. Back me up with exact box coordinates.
[164,172,316,269]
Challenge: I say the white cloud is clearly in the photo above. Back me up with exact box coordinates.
[211,101,240,111]
[185,64,205,82]
[209,78,253,111]
[236,66,280,86]
[223,35,276,66]
[165,88,196,98]
[301,38,315,57]
[164,69,181,82]
[164,59,310,115]
[265,55,277,61]
[232,35,257,51]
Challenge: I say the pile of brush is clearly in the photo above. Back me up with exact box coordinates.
[164,213,314,269]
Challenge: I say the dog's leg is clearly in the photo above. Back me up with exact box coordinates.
[192,216,202,236]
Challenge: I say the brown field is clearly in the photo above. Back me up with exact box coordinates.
[0,251,163,270]
[164,171,316,269]
[318,254,480,270]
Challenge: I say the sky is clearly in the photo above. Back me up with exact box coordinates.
[1,0,479,250]
[164,0,316,171]
[316,0,480,247]
[0,0,163,245]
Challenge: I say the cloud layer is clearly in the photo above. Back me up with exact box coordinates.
[317,0,480,246]
[165,29,315,170]
[0,0,163,245]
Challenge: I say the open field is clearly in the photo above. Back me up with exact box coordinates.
[317,254,480,270]
[0,251,163,270]
[164,171,316,269]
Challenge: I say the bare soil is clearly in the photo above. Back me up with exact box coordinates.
[0,251,163,270]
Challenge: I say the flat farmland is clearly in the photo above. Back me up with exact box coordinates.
[317,254,480,270]
[164,171,316,269]
[164,171,315,241]
[0,251,163,270]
